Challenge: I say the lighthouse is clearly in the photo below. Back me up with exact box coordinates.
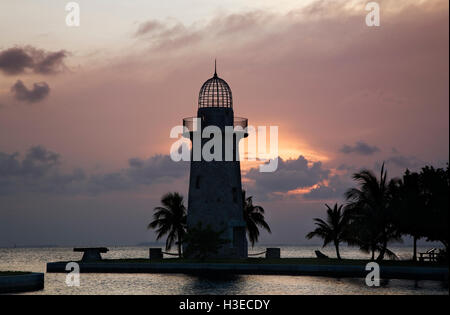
[183,63,248,258]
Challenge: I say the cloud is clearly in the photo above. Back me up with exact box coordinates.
[133,10,273,52]
[340,141,380,155]
[33,50,67,74]
[0,0,448,248]
[0,146,59,178]
[0,46,67,75]
[134,20,203,52]
[135,20,165,36]
[10,80,50,103]
[303,174,351,200]
[0,146,188,195]
[245,155,330,199]
[0,146,70,194]
[126,154,189,185]
[0,47,34,75]
[88,154,189,194]
[383,155,425,170]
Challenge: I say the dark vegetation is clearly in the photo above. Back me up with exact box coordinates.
[307,164,449,262]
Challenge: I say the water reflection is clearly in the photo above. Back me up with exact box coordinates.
[183,274,244,295]
[1,246,448,295]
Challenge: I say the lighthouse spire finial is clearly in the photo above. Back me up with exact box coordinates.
[214,59,217,77]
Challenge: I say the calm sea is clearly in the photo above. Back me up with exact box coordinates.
[0,245,448,295]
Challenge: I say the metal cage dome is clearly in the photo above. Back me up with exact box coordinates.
[198,64,232,108]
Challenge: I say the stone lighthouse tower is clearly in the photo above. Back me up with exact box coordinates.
[183,64,248,258]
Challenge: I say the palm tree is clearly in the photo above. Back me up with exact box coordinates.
[306,203,349,260]
[148,192,187,257]
[242,190,271,247]
[394,170,426,261]
[345,164,401,261]
[419,165,449,255]
[183,222,229,260]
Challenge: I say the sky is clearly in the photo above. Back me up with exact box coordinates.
[0,0,448,247]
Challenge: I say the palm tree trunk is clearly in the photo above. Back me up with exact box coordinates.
[178,242,182,258]
[441,240,447,250]
[377,241,387,261]
[377,233,388,261]
[177,232,183,258]
[335,241,341,260]
[442,241,448,257]
[413,236,418,261]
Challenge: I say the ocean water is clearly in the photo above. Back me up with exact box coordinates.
[0,245,448,295]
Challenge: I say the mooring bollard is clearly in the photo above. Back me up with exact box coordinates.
[149,248,163,260]
[265,248,281,259]
[74,247,109,262]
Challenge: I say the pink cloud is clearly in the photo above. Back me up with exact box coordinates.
[0,0,447,245]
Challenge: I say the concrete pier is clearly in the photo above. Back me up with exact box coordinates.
[46,261,448,281]
[0,272,44,293]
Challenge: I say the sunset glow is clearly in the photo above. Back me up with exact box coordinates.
[0,0,448,247]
